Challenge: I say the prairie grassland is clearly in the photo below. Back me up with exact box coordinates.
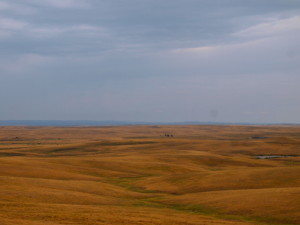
[0,125,299,225]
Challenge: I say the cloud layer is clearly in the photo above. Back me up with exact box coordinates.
[0,0,299,122]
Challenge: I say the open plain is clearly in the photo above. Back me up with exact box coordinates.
[0,125,299,225]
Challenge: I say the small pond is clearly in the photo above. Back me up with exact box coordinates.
[255,155,297,159]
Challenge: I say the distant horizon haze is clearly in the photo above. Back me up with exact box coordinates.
[0,120,299,127]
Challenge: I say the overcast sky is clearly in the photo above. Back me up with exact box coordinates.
[0,0,299,123]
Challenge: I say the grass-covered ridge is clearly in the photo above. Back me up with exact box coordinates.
[0,125,299,225]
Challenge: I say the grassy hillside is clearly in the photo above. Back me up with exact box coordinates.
[0,125,299,225]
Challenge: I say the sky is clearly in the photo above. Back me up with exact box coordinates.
[0,0,300,123]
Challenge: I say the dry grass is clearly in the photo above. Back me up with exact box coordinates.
[0,125,299,225]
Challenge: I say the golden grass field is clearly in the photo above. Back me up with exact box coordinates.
[0,125,299,225]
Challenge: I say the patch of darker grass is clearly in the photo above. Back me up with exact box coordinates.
[0,152,26,157]
[94,141,157,146]
[284,161,300,166]
[134,200,297,225]
[106,176,159,194]
[47,147,82,153]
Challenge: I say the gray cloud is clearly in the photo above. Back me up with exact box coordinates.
[0,0,299,122]
[26,0,90,9]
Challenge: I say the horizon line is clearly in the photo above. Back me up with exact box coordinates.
[0,120,299,126]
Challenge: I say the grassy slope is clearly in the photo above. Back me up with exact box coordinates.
[0,125,299,225]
